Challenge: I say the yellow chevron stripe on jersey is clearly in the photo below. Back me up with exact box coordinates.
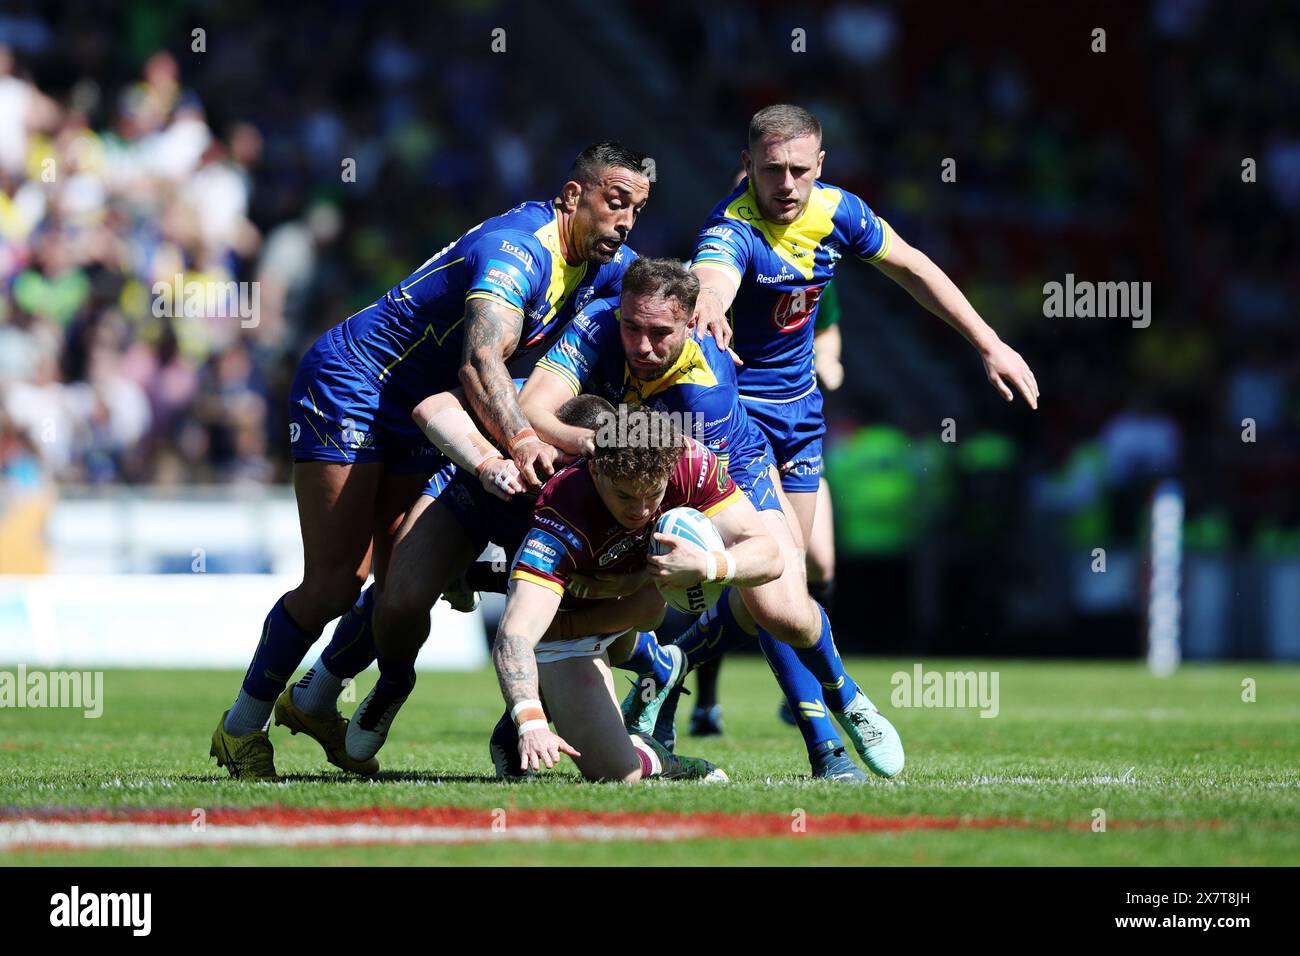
[377,316,467,381]
[621,337,718,403]
[533,211,589,333]
[723,184,843,281]
[399,256,465,297]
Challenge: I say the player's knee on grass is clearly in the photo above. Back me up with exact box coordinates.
[576,748,643,784]
[539,656,643,783]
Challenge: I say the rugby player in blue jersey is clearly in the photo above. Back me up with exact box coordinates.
[692,105,1038,553]
[686,105,1037,764]
[210,143,651,779]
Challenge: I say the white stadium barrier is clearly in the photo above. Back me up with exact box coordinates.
[0,491,488,670]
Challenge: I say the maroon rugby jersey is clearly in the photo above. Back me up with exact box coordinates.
[510,437,744,599]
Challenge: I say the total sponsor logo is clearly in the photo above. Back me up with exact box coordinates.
[703,225,735,242]
[498,240,536,274]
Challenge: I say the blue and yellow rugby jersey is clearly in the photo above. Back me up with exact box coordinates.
[690,178,891,400]
[339,200,637,404]
[534,303,764,470]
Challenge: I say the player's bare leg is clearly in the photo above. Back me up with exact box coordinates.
[806,477,835,600]
[539,652,726,783]
[345,495,478,761]
[539,655,643,782]
[276,468,431,774]
[783,487,819,567]
[213,460,381,779]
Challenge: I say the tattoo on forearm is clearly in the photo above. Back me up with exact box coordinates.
[493,631,539,708]
[461,298,528,444]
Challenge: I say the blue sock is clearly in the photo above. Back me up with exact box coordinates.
[373,654,417,700]
[671,589,755,668]
[355,653,416,733]
[238,594,320,702]
[615,631,677,687]
[226,595,321,735]
[758,629,842,754]
[321,583,378,679]
[790,604,859,711]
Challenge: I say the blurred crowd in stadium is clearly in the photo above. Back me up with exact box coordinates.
[1,1,1296,650]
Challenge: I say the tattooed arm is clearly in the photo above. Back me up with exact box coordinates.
[492,577,580,772]
[459,297,563,488]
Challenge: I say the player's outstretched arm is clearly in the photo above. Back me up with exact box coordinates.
[460,297,563,487]
[410,389,525,500]
[519,369,596,457]
[872,231,1039,409]
[493,578,580,772]
[649,498,783,590]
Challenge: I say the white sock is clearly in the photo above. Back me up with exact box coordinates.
[225,691,273,736]
[292,658,344,717]
[629,734,663,778]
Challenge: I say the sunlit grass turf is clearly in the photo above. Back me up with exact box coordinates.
[2,658,1298,865]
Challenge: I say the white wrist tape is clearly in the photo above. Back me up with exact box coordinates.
[516,719,549,736]
[703,550,734,584]
[510,698,543,722]
[428,406,496,474]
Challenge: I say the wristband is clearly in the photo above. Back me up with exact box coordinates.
[474,455,505,478]
[715,550,734,584]
[516,719,549,736]
[703,551,718,583]
[511,698,546,728]
[508,427,540,454]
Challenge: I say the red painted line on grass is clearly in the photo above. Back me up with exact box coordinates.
[0,805,1221,847]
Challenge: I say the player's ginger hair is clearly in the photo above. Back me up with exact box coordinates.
[590,405,684,488]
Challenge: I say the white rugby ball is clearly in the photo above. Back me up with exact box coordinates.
[649,507,726,615]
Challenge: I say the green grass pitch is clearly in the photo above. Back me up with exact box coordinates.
[2,657,1297,865]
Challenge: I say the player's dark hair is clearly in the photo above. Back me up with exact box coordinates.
[557,394,615,432]
[748,104,822,150]
[591,405,684,488]
[568,142,652,189]
[620,257,699,316]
